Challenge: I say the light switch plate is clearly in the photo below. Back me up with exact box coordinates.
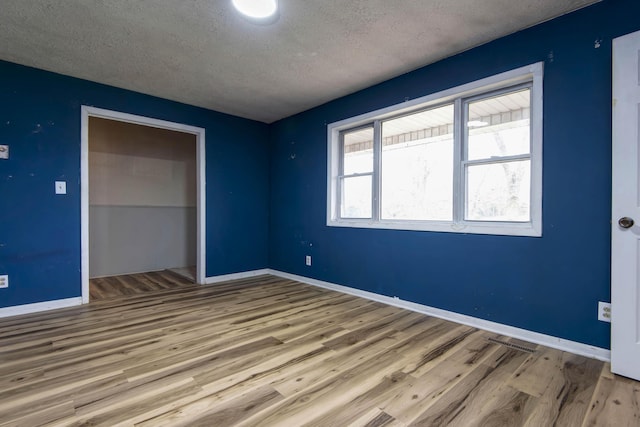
[0,145,8,159]
[55,181,67,194]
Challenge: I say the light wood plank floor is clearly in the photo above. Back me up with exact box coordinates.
[89,270,196,300]
[0,274,638,426]
[168,266,196,282]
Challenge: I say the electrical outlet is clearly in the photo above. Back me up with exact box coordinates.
[598,301,611,322]
[305,255,312,266]
[0,275,8,288]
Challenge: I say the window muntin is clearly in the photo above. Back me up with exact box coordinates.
[327,63,542,237]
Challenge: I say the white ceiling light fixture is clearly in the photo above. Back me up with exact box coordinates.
[232,0,278,23]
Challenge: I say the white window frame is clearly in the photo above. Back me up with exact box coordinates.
[327,62,543,237]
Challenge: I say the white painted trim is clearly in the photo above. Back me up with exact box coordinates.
[325,219,541,237]
[81,109,90,304]
[268,269,611,362]
[204,269,270,284]
[530,63,544,237]
[80,106,207,305]
[0,297,82,319]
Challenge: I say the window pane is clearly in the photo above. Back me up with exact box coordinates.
[467,88,530,161]
[380,105,454,221]
[343,127,373,175]
[466,160,530,222]
[341,175,372,218]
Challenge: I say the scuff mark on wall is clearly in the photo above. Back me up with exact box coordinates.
[289,140,297,160]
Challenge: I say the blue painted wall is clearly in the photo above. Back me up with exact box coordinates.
[269,0,640,349]
[2,0,639,349]
[0,60,269,308]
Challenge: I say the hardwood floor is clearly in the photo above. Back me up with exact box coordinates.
[0,274,638,426]
[89,270,195,300]
[168,266,196,282]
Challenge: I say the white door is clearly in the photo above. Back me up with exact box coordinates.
[612,29,640,381]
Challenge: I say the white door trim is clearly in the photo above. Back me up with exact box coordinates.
[80,106,206,303]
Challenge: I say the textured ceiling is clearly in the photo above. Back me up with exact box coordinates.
[0,0,599,123]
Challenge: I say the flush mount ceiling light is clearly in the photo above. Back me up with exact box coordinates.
[232,0,278,22]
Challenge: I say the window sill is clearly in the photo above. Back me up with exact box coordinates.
[327,218,542,237]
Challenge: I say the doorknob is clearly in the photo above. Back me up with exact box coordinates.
[619,217,635,228]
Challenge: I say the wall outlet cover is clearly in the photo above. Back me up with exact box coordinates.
[598,301,611,322]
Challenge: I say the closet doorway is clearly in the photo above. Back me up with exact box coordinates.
[80,107,206,303]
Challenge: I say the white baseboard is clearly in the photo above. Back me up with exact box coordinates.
[268,269,611,362]
[0,269,271,317]
[204,268,270,284]
[0,269,611,362]
[0,297,83,319]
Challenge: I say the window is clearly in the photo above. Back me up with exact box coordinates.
[327,63,542,236]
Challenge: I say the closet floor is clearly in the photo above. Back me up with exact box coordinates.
[89,270,196,301]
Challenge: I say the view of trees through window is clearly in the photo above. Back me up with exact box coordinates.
[340,88,531,223]
[465,88,531,222]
